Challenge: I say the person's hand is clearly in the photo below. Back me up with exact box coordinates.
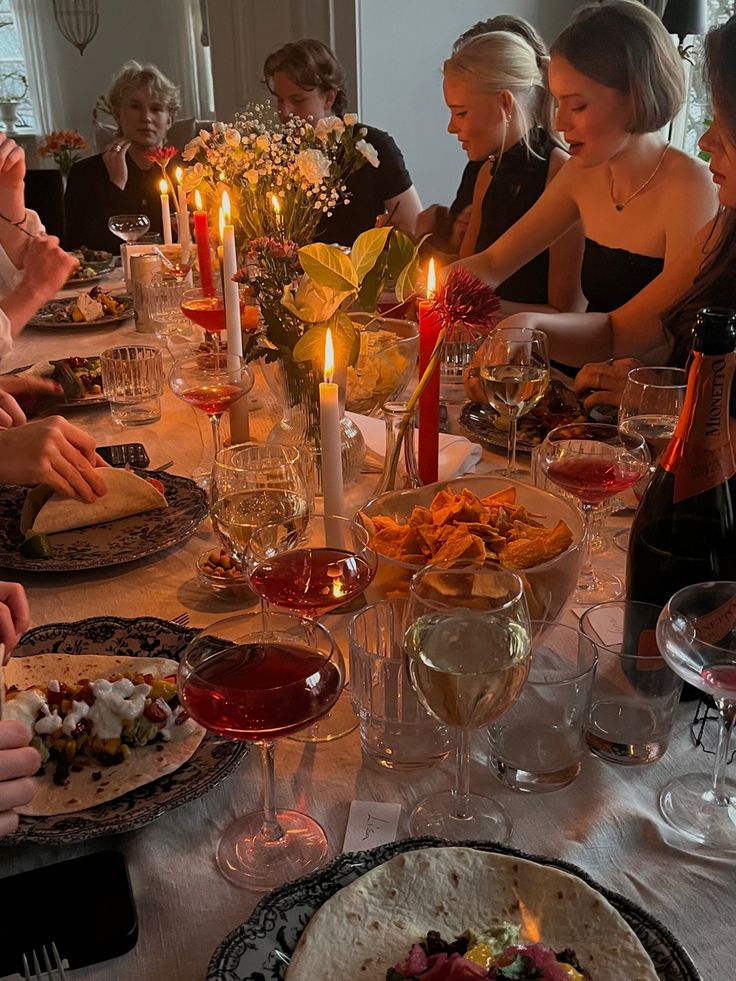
[463,345,486,404]
[0,416,108,501]
[415,204,447,239]
[573,358,642,411]
[0,722,40,837]
[0,133,25,192]
[0,582,29,661]
[102,139,131,190]
[0,376,64,425]
[20,234,78,302]
[449,205,472,254]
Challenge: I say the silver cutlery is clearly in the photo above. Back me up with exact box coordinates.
[22,943,67,980]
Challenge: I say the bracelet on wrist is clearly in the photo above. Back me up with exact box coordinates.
[0,209,33,238]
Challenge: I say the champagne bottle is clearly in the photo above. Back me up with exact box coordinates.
[626,307,736,699]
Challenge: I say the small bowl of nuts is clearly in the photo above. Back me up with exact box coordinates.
[196,547,252,599]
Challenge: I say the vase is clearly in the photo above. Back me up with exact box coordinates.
[440,322,482,404]
[372,401,422,497]
[260,357,365,493]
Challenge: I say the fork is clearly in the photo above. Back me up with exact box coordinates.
[21,943,68,980]
[172,611,190,627]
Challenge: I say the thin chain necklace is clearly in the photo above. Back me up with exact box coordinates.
[609,142,670,212]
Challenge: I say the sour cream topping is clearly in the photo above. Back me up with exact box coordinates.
[87,678,151,740]
[3,688,47,728]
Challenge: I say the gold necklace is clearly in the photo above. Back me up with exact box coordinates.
[609,142,670,212]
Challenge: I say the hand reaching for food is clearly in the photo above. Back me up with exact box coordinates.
[0,722,40,837]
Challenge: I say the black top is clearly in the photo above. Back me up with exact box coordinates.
[450,160,482,217]
[581,238,664,313]
[64,153,175,253]
[317,124,413,247]
[473,128,557,306]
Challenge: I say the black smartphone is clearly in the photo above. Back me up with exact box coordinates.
[97,443,150,468]
[0,850,138,974]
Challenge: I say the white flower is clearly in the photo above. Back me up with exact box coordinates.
[212,121,225,134]
[315,115,345,142]
[224,127,241,147]
[182,136,203,161]
[356,139,380,168]
[343,113,358,126]
[256,134,270,152]
[296,148,331,184]
[245,169,259,186]
[199,129,212,141]
[181,162,206,192]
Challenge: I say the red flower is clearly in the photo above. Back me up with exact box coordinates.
[429,268,500,343]
[145,145,177,165]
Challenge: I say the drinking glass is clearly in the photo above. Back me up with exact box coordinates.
[108,214,151,244]
[180,286,226,336]
[657,580,736,850]
[247,513,377,742]
[210,442,312,571]
[146,278,190,339]
[168,350,254,463]
[479,327,549,475]
[178,610,344,889]
[615,366,687,552]
[100,345,164,427]
[404,565,532,841]
[539,423,649,603]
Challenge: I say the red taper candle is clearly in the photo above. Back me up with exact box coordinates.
[193,188,214,293]
[418,258,441,484]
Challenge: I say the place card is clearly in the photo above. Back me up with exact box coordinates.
[342,799,401,854]
[582,605,624,648]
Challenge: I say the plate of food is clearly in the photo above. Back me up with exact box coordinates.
[0,468,208,571]
[207,838,700,980]
[11,355,106,408]
[461,378,588,454]
[69,246,115,272]
[2,615,247,845]
[27,288,133,329]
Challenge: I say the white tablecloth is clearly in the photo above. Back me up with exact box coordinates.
[0,304,733,981]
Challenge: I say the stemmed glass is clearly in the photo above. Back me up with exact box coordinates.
[539,423,649,603]
[108,214,151,244]
[247,513,377,742]
[479,327,549,475]
[168,350,254,464]
[210,443,313,573]
[657,581,736,851]
[615,366,687,551]
[404,565,532,841]
[178,610,344,889]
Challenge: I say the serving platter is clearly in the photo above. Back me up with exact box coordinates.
[0,470,207,572]
[27,294,134,330]
[3,616,247,846]
[207,838,701,981]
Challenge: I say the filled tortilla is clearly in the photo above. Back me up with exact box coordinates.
[20,467,168,536]
[285,847,658,981]
[4,652,205,816]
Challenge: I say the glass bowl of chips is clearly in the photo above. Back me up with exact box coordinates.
[357,475,585,624]
[345,313,419,417]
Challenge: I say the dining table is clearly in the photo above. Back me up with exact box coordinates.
[0,277,733,981]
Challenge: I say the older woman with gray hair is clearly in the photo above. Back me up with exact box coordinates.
[65,61,181,252]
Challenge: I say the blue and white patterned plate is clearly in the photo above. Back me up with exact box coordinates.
[3,616,247,846]
[207,838,701,981]
[0,470,207,572]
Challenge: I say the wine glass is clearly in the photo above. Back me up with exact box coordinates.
[108,214,151,244]
[404,564,532,840]
[615,366,688,552]
[168,350,254,465]
[539,423,649,603]
[180,286,226,335]
[247,513,377,742]
[657,581,736,851]
[178,610,344,889]
[210,443,313,574]
[479,327,550,476]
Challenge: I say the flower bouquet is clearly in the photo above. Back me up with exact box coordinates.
[37,129,89,180]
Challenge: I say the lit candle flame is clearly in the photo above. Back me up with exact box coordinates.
[324,328,335,384]
[175,166,183,184]
[221,190,231,225]
[218,207,225,242]
[194,189,203,211]
[426,258,436,299]
[271,194,281,216]
[159,178,168,195]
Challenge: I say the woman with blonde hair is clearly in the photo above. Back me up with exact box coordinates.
[65,61,181,252]
[441,30,584,314]
[457,0,717,329]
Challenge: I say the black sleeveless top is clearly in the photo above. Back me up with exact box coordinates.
[473,127,557,306]
[581,238,664,313]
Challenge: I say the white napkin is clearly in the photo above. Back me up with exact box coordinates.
[347,411,482,482]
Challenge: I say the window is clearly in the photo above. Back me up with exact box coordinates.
[677,0,732,157]
[0,0,35,131]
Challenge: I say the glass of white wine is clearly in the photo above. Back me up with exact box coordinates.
[480,327,549,476]
[404,565,532,841]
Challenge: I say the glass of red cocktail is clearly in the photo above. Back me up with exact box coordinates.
[178,610,344,889]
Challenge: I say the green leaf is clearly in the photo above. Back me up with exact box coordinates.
[292,317,359,369]
[386,230,415,280]
[395,252,421,303]
[357,253,388,312]
[350,226,391,283]
[280,279,352,324]
[299,242,358,291]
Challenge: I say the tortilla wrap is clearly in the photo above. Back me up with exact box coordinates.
[20,467,168,536]
[286,847,658,981]
[5,652,205,816]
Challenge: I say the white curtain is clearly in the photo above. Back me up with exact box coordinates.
[12,0,63,134]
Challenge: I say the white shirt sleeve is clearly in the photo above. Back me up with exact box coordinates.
[0,209,45,362]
